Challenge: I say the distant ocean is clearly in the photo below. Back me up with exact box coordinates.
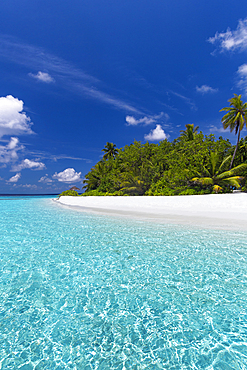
[0,196,247,369]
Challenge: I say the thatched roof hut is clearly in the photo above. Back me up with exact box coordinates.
[69,186,80,191]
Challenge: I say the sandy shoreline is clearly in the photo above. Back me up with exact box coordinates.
[56,193,247,230]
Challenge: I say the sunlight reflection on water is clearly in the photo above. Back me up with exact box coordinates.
[0,196,247,369]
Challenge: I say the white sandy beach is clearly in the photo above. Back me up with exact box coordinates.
[56,193,247,230]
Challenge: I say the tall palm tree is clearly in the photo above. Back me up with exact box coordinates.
[220,94,247,169]
[180,124,199,141]
[192,151,247,193]
[102,142,119,160]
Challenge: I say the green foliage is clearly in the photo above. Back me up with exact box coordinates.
[180,124,199,141]
[81,189,125,196]
[178,189,198,195]
[102,142,119,160]
[58,190,79,197]
[191,151,247,193]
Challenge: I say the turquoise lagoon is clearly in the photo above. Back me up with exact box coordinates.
[0,196,247,370]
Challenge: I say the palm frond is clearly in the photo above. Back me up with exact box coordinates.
[220,107,232,112]
[192,177,213,185]
[202,165,211,178]
[218,163,247,179]
[221,177,242,188]
[217,155,231,174]
[210,152,218,176]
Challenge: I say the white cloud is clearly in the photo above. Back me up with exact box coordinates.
[8,173,21,182]
[39,174,53,184]
[0,95,33,138]
[12,158,46,171]
[209,125,225,133]
[29,71,55,83]
[21,184,38,189]
[126,112,167,126]
[196,85,218,94]
[208,18,247,52]
[238,64,247,76]
[237,63,247,93]
[0,137,24,164]
[52,168,81,183]
[168,90,197,111]
[144,125,168,141]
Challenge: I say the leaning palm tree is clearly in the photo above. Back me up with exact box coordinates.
[192,151,247,193]
[180,124,199,141]
[220,94,247,169]
[102,142,119,160]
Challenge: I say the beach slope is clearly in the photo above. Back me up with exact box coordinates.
[56,193,247,230]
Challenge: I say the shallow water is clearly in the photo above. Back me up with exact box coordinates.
[0,196,247,369]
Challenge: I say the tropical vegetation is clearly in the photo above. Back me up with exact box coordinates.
[180,123,199,141]
[79,134,247,196]
[59,95,247,197]
[58,190,79,198]
[191,151,247,193]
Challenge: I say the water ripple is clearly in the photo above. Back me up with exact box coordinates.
[0,197,246,369]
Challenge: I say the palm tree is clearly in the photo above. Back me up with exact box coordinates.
[220,94,247,169]
[82,161,105,191]
[102,142,118,160]
[120,173,145,195]
[191,151,247,193]
[180,124,199,141]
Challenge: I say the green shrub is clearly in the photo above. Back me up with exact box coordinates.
[58,190,79,197]
[81,189,126,196]
[81,190,107,196]
[178,189,198,195]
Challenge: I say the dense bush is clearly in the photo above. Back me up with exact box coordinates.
[58,190,79,197]
[81,189,126,196]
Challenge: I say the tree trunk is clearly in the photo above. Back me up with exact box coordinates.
[229,129,241,170]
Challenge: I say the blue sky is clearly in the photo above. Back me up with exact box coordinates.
[1,1,247,193]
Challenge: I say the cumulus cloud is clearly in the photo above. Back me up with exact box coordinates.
[237,63,247,93]
[12,158,46,171]
[8,173,21,182]
[52,168,81,183]
[38,174,53,184]
[126,112,166,126]
[0,137,24,164]
[209,125,225,133]
[208,18,247,52]
[196,85,218,94]
[0,95,33,138]
[144,125,168,141]
[29,71,55,83]
[21,184,38,189]
[238,64,247,76]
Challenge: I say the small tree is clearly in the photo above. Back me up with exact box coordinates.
[180,124,199,141]
[102,142,118,160]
